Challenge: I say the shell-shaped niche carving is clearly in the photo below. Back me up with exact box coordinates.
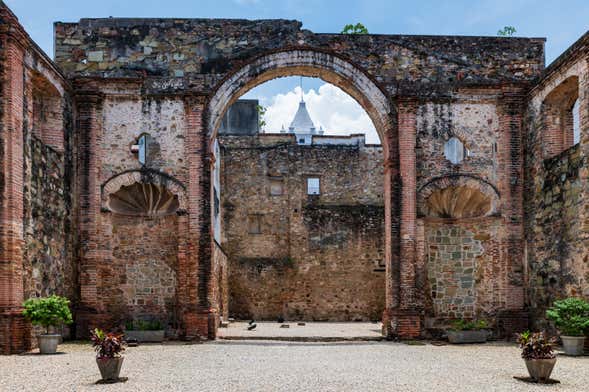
[108,182,179,216]
[425,186,491,219]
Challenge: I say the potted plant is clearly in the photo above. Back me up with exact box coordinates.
[124,319,165,343]
[447,319,489,344]
[91,328,126,382]
[517,331,557,382]
[546,297,589,356]
[22,295,73,354]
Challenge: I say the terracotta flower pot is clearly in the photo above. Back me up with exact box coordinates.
[96,356,124,381]
[524,358,556,382]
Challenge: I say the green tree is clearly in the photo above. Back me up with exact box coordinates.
[256,104,267,131]
[341,23,369,35]
[497,26,517,36]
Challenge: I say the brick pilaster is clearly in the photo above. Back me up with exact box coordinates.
[498,87,526,313]
[182,95,215,339]
[0,31,30,354]
[74,91,107,337]
[383,97,421,339]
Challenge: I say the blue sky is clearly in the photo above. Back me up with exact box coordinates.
[5,0,589,142]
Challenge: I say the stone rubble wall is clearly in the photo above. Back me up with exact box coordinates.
[525,43,589,332]
[220,135,385,321]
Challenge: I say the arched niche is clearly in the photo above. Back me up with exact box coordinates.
[417,175,500,219]
[101,169,187,215]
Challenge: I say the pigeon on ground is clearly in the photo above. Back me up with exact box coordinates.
[247,323,257,331]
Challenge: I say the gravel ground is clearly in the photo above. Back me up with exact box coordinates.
[1,340,588,392]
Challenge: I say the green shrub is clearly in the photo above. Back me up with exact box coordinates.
[22,295,73,333]
[451,319,489,331]
[546,297,589,336]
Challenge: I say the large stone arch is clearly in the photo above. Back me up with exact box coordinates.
[207,49,396,158]
[204,49,411,338]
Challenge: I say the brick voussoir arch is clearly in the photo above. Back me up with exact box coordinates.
[207,49,396,156]
[417,174,501,218]
[101,169,188,212]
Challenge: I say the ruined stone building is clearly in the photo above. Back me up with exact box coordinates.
[219,99,385,321]
[1,2,589,353]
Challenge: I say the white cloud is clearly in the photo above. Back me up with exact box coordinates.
[262,84,380,144]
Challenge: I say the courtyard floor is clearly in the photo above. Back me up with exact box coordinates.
[218,321,383,341]
[1,340,588,391]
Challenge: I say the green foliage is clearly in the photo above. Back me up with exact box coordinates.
[256,104,267,131]
[497,26,517,36]
[546,297,589,336]
[341,23,369,35]
[22,295,73,333]
[451,319,489,331]
[125,319,163,331]
[517,331,556,360]
[91,328,125,358]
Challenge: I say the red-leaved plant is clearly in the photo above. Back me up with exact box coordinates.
[90,328,125,359]
[516,331,556,360]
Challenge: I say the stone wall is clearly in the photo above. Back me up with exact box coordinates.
[525,144,589,329]
[23,137,74,301]
[53,18,544,95]
[103,214,179,327]
[221,134,385,321]
[212,242,229,323]
[524,37,589,331]
[424,219,504,327]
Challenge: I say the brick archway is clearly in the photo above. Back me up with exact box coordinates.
[203,49,419,339]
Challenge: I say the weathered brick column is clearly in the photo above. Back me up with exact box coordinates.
[0,24,31,354]
[182,95,216,339]
[74,90,109,337]
[383,97,421,339]
[496,87,528,336]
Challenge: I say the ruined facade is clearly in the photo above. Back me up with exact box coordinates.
[1,2,589,353]
[219,103,386,321]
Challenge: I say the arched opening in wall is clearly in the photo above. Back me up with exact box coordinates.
[542,76,580,158]
[208,56,392,338]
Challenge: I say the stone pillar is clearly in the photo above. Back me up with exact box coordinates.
[74,91,110,337]
[496,87,528,336]
[0,29,30,354]
[182,95,216,339]
[384,97,421,339]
